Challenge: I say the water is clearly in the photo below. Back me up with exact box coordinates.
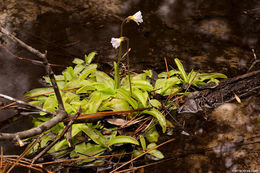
[0,0,259,172]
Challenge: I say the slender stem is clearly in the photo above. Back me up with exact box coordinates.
[126,38,132,96]
[115,18,128,89]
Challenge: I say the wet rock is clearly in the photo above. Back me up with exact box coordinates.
[196,18,231,40]
[211,103,248,129]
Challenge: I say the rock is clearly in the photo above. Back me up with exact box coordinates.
[211,103,248,129]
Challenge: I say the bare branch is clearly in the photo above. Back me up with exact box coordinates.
[0,26,68,140]
[0,93,55,116]
[0,110,67,140]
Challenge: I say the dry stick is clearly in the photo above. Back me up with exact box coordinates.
[0,94,55,116]
[0,43,64,67]
[164,57,170,78]
[0,145,3,168]
[110,138,176,173]
[65,107,152,121]
[0,26,67,140]
[5,159,44,173]
[32,110,81,163]
[115,158,173,173]
[37,153,131,166]
[6,133,44,173]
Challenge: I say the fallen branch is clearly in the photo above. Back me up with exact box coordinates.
[0,26,67,140]
[178,70,260,113]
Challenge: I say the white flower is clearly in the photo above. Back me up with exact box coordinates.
[131,11,143,25]
[111,37,122,49]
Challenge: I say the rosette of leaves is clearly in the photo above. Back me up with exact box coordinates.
[154,58,227,96]
[25,52,167,162]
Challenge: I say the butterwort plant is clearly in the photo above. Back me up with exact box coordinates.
[111,11,143,94]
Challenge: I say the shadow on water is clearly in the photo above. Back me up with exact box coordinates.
[0,0,259,172]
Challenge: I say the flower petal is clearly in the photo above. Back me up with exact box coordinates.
[132,11,143,25]
[111,37,121,49]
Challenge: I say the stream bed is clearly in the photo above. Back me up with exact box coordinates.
[0,0,259,172]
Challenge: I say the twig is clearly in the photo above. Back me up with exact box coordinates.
[37,153,131,165]
[32,109,81,163]
[110,138,175,173]
[0,87,78,111]
[0,93,55,116]
[0,26,68,140]
[6,133,44,173]
[0,43,64,67]
[248,48,259,72]
[0,145,3,168]
[164,57,170,78]
[65,107,152,121]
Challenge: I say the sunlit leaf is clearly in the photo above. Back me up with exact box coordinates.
[71,124,85,137]
[41,96,57,115]
[48,139,68,153]
[85,52,96,65]
[132,88,148,107]
[94,71,115,89]
[158,70,180,78]
[99,98,132,111]
[139,135,146,151]
[25,88,54,97]
[141,109,166,133]
[174,58,188,83]
[73,64,85,75]
[147,143,164,159]
[116,88,138,109]
[149,99,161,109]
[72,58,85,65]
[108,136,139,146]
[81,124,106,147]
[71,142,105,164]
[145,126,159,143]
[79,64,97,80]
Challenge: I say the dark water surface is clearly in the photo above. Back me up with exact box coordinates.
[0,0,259,172]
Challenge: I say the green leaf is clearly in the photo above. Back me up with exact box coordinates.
[63,66,76,82]
[145,126,159,143]
[116,88,138,109]
[132,79,153,92]
[72,142,105,164]
[187,70,197,84]
[24,88,54,97]
[73,64,85,75]
[85,52,96,64]
[139,135,146,151]
[80,124,106,147]
[99,98,132,111]
[72,58,85,65]
[174,58,188,83]
[147,143,164,159]
[149,99,161,109]
[143,70,153,78]
[141,109,166,133]
[133,150,143,158]
[108,136,139,146]
[71,124,85,137]
[87,91,106,113]
[48,139,68,153]
[41,96,57,115]
[154,77,180,96]
[94,71,114,89]
[79,64,97,80]
[132,88,148,107]
[158,70,180,78]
